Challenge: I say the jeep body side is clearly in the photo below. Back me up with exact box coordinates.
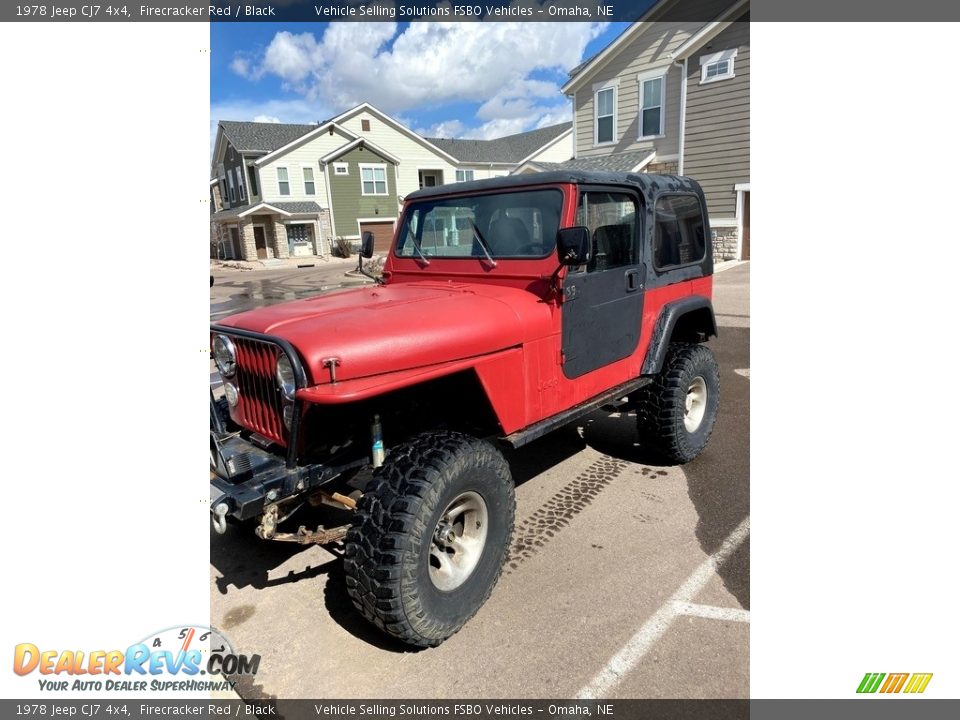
[210,171,718,646]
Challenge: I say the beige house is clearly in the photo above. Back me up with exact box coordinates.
[550,0,750,260]
[210,104,573,261]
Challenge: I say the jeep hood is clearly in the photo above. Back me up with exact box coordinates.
[215,281,552,384]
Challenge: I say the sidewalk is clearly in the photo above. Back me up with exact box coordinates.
[211,255,358,272]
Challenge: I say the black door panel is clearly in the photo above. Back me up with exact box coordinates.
[561,264,644,378]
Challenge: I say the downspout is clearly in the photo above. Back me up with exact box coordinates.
[570,92,578,159]
[322,162,337,257]
[676,58,688,175]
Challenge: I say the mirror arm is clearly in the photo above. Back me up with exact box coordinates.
[357,257,384,285]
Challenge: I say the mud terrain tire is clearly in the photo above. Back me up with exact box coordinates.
[344,431,515,647]
[635,342,720,464]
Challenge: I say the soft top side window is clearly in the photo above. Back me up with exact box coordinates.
[654,194,706,270]
[574,191,638,273]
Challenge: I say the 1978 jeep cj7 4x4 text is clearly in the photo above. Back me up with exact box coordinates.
[210,171,719,647]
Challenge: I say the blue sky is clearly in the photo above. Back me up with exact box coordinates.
[211,21,629,145]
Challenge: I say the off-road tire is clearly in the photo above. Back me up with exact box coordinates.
[635,342,720,464]
[344,431,515,647]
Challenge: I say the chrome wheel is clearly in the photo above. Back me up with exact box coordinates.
[684,376,708,432]
[429,491,488,591]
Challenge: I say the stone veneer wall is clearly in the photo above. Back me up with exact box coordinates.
[711,226,739,261]
[645,161,678,175]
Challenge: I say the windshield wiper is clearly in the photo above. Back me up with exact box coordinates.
[470,220,498,267]
[409,233,430,265]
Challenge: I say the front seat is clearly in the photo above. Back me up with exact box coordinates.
[490,217,530,256]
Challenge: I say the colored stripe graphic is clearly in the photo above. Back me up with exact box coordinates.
[880,673,909,693]
[904,673,933,694]
[858,672,932,694]
[857,673,885,693]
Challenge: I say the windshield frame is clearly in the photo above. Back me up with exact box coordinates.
[393,187,565,262]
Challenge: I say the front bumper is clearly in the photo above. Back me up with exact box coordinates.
[210,433,358,522]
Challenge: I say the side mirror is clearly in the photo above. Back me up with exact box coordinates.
[556,226,591,265]
[360,231,375,259]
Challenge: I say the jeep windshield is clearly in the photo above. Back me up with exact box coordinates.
[395,188,562,259]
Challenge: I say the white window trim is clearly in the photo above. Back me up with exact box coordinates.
[276,166,291,196]
[227,172,236,203]
[455,169,475,183]
[301,165,317,195]
[637,69,667,141]
[246,164,258,197]
[359,163,389,196]
[593,80,618,147]
[699,48,738,84]
[235,166,245,201]
[333,162,349,175]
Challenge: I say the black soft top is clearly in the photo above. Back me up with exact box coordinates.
[405,171,703,202]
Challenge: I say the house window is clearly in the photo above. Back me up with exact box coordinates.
[277,167,290,196]
[654,194,706,270]
[639,75,665,138]
[219,177,228,205]
[235,166,245,201]
[360,164,388,195]
[595,86,615,144]
[302,166,316,195]
[227,172,236,203]
[361,119,371,132]
[700,49,737,84]
[248,166,258,196]
[456,169,475,183]
[333,163,348,175]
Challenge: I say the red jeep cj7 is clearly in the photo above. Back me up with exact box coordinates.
[210,171,719,646]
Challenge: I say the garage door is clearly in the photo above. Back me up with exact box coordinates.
[359,221,395,254]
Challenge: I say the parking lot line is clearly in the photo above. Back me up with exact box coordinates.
[671,601,750,623]
[576,515,750,699]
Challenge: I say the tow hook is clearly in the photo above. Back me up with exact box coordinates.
[212,502,229,535]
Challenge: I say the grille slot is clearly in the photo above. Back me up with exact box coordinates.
[231,337,286,446]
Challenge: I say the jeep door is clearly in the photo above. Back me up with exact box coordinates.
[560,188,644,378]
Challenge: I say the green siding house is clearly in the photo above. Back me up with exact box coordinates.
[322,139,401,244]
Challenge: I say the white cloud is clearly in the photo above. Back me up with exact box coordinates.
[229,21,606,138]
[415,119,466,138]
[252,115,282,124]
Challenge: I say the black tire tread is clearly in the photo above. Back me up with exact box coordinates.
[343,431,514,647]
[636,342,719,464]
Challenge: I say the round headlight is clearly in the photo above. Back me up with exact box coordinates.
[223,382,239,408]
[275,355,296,400]
[212,335,236,378]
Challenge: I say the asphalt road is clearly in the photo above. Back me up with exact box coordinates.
[209,262,750,700]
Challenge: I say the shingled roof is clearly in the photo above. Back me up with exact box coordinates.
[211,201,323,220]
[424,122,571,164]
[526,150,657,173]
[218,121,318,154]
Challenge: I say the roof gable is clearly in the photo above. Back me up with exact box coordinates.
[561,0,740,94]
[331,103,462,165]
[321,137,401,165]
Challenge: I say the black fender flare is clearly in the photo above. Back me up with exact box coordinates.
[641,296,718,375]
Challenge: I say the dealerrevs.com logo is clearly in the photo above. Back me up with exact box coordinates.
[857,673,933,694]
[13,625,260,692]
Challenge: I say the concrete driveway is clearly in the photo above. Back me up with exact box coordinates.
[209,262,750,699]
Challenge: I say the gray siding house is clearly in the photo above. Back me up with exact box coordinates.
[554,0,750,260]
